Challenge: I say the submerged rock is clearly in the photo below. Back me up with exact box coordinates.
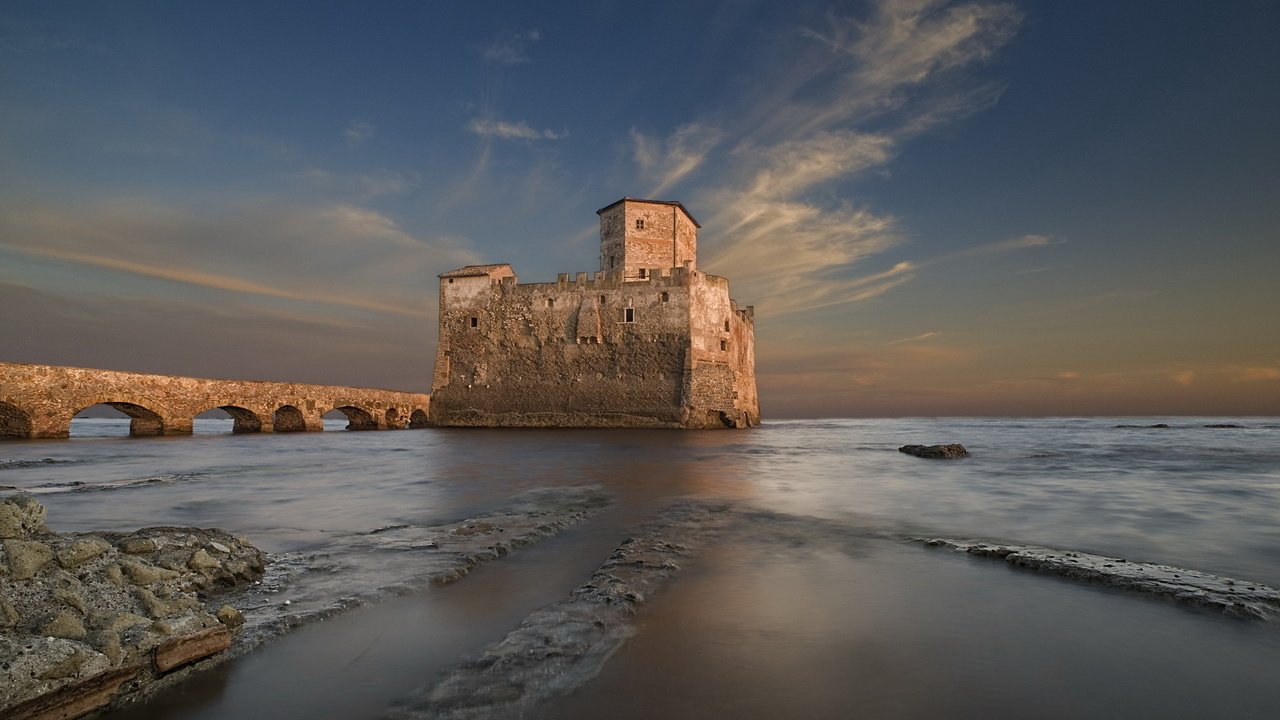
[899,443,970,459]
[916,537,1280,621]
[0,493,265,719]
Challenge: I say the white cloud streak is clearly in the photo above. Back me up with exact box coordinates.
[468,118,567,141]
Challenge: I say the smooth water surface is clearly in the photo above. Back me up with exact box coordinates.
[3,417,1279,718]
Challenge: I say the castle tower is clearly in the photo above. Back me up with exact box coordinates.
[596,198,699,281]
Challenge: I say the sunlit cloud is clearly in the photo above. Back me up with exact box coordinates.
[885,331,938,345]
[1172,370,1195,387]
[631,123,725,197]
[467,118,567,141]
[1234,366,1280,382]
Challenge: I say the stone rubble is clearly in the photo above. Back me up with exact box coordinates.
[0,493,265,720]
[916,537,1280,620]
[899,443,970,459]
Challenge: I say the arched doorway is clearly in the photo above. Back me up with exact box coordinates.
[274,405,306,432]
[409,409,429,429]
[324,406,377,431]
[0,401,31,439]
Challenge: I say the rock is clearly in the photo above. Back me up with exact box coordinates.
[152,626,232,673]
[56,537,111,569]
[4,539,55,579]
[2,667,138,720]
[899,443,970,459]
[42,611,86,640]
[0,596,18,628]
[1204,423,1243,429]
[215,604,244,628]
[0,494,47,539]
[39,648,90,680]
[52,588,86,615]
[187,549,220,571]
[120,558,179,585]
[209,541,230,554]
[116,537,158,555]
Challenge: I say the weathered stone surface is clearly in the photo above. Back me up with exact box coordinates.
[215,604,244,628]
[153,626,232,673]
[117,537,157,555]
[187,548,220,570]
[41,610,87,640]
[0,494,47,538]
[0,362,429,438]
[0,495,263,718]
[5,538,55,579]
[917,538,1280,620]
[56,537,111,569]
[430,199,758,430]
[3,667,138,720]
[899,443,970,459]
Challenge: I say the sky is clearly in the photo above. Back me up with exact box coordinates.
[2,0,1278,417]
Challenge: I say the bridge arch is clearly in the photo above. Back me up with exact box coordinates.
[197,405,263,434]
[274,405,307,433]
[0,401,32,438]
[385,408,401,429]
[328,405,377,431]
[74,402,166,437]
[409,409,429,428]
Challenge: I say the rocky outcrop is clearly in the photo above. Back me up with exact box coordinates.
[916,538,1280,621]
[899,443,970,459]
[0,494,264,719]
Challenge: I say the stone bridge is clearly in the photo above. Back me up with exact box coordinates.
[0,362,431,439]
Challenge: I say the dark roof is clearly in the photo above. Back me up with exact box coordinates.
[595,198,700,228]
[438,263,514,279]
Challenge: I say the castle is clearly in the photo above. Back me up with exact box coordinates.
[429,198,760,428]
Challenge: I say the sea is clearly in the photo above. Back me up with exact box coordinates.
[3,417,1280,719]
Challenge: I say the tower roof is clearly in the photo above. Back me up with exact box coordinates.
[438,263,514,279]
[595,197,701,228]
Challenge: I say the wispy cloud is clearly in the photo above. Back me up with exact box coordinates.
[467,118,566,141]
[885,331,938,345]
[1234,366,1280,382]
[636,0,1024,318]
[344,121,375,146]
[481,29,541,65]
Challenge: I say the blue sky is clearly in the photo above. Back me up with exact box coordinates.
[2,1,1277,416]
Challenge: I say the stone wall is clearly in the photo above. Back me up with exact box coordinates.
[431,268,759,428]
[0,363,430,439]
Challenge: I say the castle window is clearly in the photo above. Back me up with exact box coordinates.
[635,218,645,230]
[610,255,616,268]
[624,308,635,323]
[724,320,731,331]
[469,317,478,328]
[661,292,669,303]
[720,340,728,351]
[638,268,647,279]
[546,299,554,308]
[448,278,454,284]
[600,295,606,304]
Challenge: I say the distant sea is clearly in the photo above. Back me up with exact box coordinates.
[4,417,1280,719]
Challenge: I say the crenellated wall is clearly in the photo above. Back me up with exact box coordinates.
[0,362,430,439]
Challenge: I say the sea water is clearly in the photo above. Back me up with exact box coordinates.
[3,417,1279,718]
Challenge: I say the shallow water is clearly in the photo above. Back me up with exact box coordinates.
[3,417,1279,718]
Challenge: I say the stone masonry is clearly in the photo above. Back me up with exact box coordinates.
[0,363,430,439]
[430,198,759,429]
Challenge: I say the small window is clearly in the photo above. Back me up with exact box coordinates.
[469,317,478,328]
[638,268,647,279]
[720,340,728,351]
[448,278,454,284]
[724,320,731,331]
[600,295,606,304]
[635,218,645,229]
[624,308,635,323]
[661,292,669,303]
[546,298,554,308]
[609,255,616,269]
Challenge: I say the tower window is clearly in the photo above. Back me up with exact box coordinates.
[724,320,731,331]
[661,292,669,303]
[546,298,554,308]
[624,308,635,323]
[609,255,616,268]
[600,295,607,304]
[635,218,645,229]
[469,317,478,328]
[448,278,454,284]
[720,340,728,351]
[638,268,647,279]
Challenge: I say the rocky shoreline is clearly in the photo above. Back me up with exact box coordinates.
[1,494,266,720]
[1,486,612,719]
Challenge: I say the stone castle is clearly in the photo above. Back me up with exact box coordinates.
[429,198,759,428]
